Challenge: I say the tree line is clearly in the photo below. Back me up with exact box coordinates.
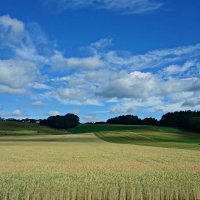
[0,110,199,132]
[105,111,200,132]
[0,113,80,130]
[159,111,200,132]
[106,115,158,126]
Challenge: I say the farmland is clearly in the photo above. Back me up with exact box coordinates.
[0,122,200,199]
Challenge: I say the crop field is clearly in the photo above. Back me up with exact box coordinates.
[0,122,200,200]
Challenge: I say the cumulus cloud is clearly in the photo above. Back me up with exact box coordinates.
[56,88,85,101]
[96,71,157,99]
[0,14,200,118]
[159,78,200,94]
[95,70,200,113]
[50,87,102,106]
[49,0,163,14]
[96,72,200,99]
[0,15,24,33]
[182,98,200,107]
[110,97,162,114]
[0,59,40,94]
[0,15,25,43]
[49,42,200,111]
[0,15,49,95]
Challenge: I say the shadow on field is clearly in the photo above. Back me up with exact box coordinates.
[94,129,200,143]
[94,133,153,144]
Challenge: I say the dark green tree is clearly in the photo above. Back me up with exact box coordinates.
[106,115,141,125]
[190,117,200,132]
[142,118,158,125]
[40,113,79,129]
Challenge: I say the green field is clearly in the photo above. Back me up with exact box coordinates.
[0,121,68,136]
[69,124,200,151]
[0,122,200,199]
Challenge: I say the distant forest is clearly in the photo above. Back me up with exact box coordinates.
[105,111,200,132]
[0,110,199,132]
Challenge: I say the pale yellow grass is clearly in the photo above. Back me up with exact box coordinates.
[0,133,200,200]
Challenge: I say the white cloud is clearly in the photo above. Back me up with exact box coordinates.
[65,56,105,68]
[95,70,200,112]
[81,114,101,123]
[51,51,105,69]
[182,98,200,107]
[32,101,46,107]
[0,59,40,94]
[51,0,163,14]
[56,87,85,100]
[110,92,200,115]
[159,78,200,95]
[90,38,112,49]
[12,110,26,117]
[0,15,24,33]
[96,71,157,99]
[0,14,200,117]
[103,44,200,71]
[49,42,200,110]
[0,15,49,95]
[14,44,48,64]
[51,87,102,106]
[0,15,25,45]
[0,14,61,98]
[174,91,200,108]
[110,97,162,114]
[3,109,28,118]
[47,110,60,116]
[164,60,199,75]
[28,83,51,90]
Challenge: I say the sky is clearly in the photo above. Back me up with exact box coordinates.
[0,0,200,122]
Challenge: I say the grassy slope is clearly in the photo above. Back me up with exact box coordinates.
[68,124,194,134]
[0,121,68,135]
[0,121,200,150]
[69,124,200,150]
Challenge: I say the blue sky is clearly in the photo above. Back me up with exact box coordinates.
[0,0,200,122]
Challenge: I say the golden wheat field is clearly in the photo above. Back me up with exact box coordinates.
[0,133,200,200]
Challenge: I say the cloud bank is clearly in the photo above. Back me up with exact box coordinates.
[0,14,200,119]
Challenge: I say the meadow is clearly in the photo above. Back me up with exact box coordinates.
[0,122,200,200]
